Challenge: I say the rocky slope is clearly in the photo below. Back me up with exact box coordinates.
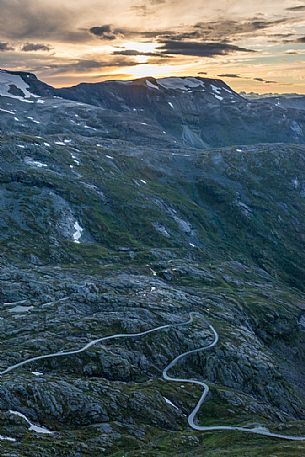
[0,72,305,456]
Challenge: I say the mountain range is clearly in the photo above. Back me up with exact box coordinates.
[1,69,305,148]
[0,69,305,456]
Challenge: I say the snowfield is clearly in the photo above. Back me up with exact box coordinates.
[158,77,206,91]
[0,71,35,101]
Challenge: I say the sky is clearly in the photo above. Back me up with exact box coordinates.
[0,0,305,93]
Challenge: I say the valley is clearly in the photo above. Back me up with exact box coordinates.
[0,70,305,456]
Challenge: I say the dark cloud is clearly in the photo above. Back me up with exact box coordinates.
[113,49,142,56]
[218,73,241,78]
[49,57,140,74]
[87,16,291,47]
[284,36,305,43]
[137,30,172,39]
[159,18,289,43]
[130,5,148,16]
[216,74,278,84]
[129,0,167,16]
[88,16,293,54]
[89,25,124,40]
[267,32,295,43]
[285,49,301,54]
[295,36,305,42]
[89,26,170,41]
[0,0,89,42]
[0,42,14,51]
[112,49,170,58]
[286,5,305,11]
[253,77,277,83]
[158,41,255,57]
[21,42,52,52]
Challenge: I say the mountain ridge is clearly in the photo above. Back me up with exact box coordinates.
[0,69,241,92]
[1,69,305,149]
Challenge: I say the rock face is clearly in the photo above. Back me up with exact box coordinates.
[1,72,305,455]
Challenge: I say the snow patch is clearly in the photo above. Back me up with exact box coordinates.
[0,70,35,101]
[24,158,48,168]
[71,153,80,165]
[32,371,43,376]
[27,116,40,124]
[0,434,16,442]
[0,107,15,115]
[73,221,83,244]
[150,268,157,276]
[163,397,179,410]
[9,410,53,435]
[158,77,205,91]
[211,84,221,95]
[146,80,159,90]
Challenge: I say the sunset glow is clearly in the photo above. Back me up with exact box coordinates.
[0,0,305,93]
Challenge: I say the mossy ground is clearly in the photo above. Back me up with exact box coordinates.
[1,136,305,455]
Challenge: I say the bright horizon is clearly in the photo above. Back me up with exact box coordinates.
[1,0,305,94]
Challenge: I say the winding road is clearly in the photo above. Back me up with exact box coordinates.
[163,315,305,441]
[1,312,305,441]
[0,314,194,376]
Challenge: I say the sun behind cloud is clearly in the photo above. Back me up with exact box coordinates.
[0,0,305,93]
